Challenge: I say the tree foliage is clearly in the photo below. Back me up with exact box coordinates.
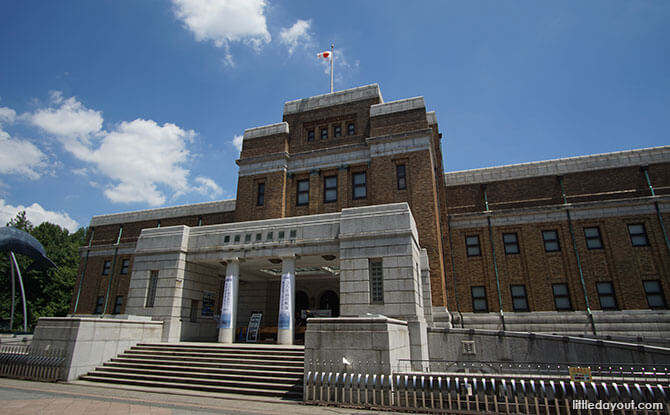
[0,211,86,331]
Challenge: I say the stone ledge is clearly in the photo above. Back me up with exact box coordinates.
[370,96,425,117]
[90,200,235,227]
[283,84,382,115]
[243,122,289,140]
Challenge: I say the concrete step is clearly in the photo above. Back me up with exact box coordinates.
[105,360,303,375]
[117,352,305,367]
[123,349,305,362]
[81,343,305,399]
[99,365,302,383]
[79,374,302,399]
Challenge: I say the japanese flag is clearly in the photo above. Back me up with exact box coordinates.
[317,51,331,59]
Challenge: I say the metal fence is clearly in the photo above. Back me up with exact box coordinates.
[304,370,669,414]
[0,344,65,382]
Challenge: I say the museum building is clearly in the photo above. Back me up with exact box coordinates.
[68,84,670,346]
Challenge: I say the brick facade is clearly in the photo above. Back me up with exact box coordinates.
[70,84,670,320]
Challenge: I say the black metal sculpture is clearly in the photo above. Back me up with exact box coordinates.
[0,227,57,332]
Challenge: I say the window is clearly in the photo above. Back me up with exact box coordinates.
[289,229,297,239]
[369,259,384,304]
[628,223,649,247]
[307,129,315,142]
[396,164,407,190]
[244,234,251,243]
[320,127,328,140]
[255,233,262,241]
[94,296,104,314]
[542,230,560,252]
[113,296,123,314]
[465,235,481,257]
[278,231,285,240]
[324,176,337,203]
[267,232,273,241]
[224,235,230,243]
[352,172,367,199]
[334,125,341,137]
[347,122,355,136]
[552,283,572,311]
[120,259,130,275]
[471,286,488,312]
[584,227,603,249]
[643,280,667,309]
[234,234,240,243]
[596,281,618,310]
[102,260,111,275]
[190,300,199,322]
[510,285,529,311]
[503,233,520,255]
[297,179,309,205]
[256,182,265,206]
[146,270,159,308]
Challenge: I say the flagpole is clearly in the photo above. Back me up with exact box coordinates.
[330,43,334,93]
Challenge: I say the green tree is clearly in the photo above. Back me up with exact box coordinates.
[1,211,86,331]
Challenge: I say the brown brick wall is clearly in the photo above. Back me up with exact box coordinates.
[448,212,670,313]
[369,108,428,137]
[239,133,288,159]
[235,171,286,222]
[283,98,380,154]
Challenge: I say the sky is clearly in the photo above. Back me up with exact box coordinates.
[0,1,669,232]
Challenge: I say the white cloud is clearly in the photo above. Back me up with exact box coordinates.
[194,176,223,198]
[231,134,243,152]
[29,91,103,159]
[279,19,312,55]
[0,107,16,124]
[0,199,79,232]
[0,105,47,180]
[172,0,271,51]
[28,93,218,207]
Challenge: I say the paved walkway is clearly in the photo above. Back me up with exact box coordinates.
[0,378,395,415]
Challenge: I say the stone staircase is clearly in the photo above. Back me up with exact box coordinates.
[80,343,304,399]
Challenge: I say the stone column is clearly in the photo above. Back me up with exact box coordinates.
[277,256,296,345]
[218,259,239,343]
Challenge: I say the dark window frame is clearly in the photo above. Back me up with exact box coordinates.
[320,127,328,140]
[333,125,342,137]
[307,129,315,142]
[347,122,355,136]
[256,182,265,206]
[396,164,407,190]
[369,259,384,304]
[471,286,488,312]
[510,284,529,312]
[297,179,309,206]
[120,258,130,275]
[102,260,111,276]
[552,283,572,311]
[146,270,159,308]
[352,172,367,200]
[584,226,604,250]
[324,175,337,203]
[628,223,650,247]
[596,281,618,310]
[94,296,104,314]
[465,235,481,257]
[503,232,520,255]
[542,230,561,252]
[643,280,668,309]
[113,295,123,314]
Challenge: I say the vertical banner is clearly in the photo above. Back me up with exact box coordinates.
[219,275,233,329]
[278,272,293,329]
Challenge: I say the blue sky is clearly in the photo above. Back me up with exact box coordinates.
[1,1,668,232]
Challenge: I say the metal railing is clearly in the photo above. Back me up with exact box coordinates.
[304,370,669,414]
[395,359,670,382]
[0,344,65,382]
